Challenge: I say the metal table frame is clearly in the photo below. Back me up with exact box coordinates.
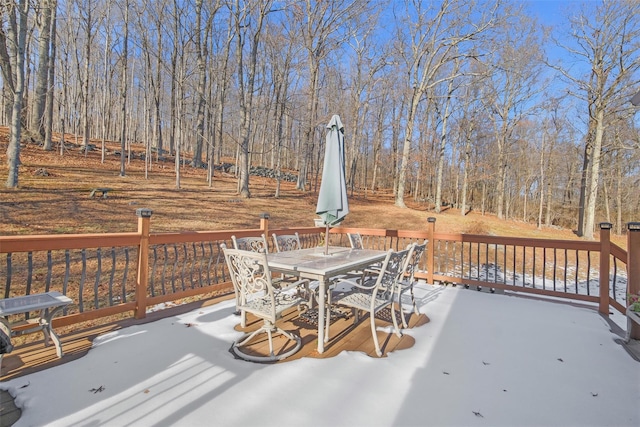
[268,246,387,353]
[0,291,73,373]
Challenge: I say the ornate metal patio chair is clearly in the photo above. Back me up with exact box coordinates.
[222,246,307,362]
[272,232,321,309]
[272,232,302,252]
[397,240,427,328]
[347,232,383,279]
[232,234,270,253]
[347,232,364,249]
[330,246,413,356]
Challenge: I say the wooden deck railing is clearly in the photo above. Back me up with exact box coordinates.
[1,210,638,339]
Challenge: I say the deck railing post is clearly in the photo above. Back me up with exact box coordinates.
[427,217,436,284]
[598,223,612,315]
[259,212,270,236]
[627,222,640,340]
[135,208,153,319]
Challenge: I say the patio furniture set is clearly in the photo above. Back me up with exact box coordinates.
[223,232,427,362]
[0,232,426,371]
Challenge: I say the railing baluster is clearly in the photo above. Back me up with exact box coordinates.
[198,242,205,287]
[206,242,214,286]
[501,244,505,284]
[171,244,178,293]
[79,249,86,312]
[45,251,52,292]
[467,241,472,280]
[586,251,592,296]
[542,247,546,290]
[574,250,579,294]
[552,248,557,292]
[161,245,168,295]
[94,248,102,309]
[150,246,158,297]
[26,252,33,297]
[522,246,527,286]
[612,257,618,300]
[4,253,11,298]
[109,247,116,305]
[189,243,196,289]
[476,242,480,281]
[533,246,537,289]
[181,243,188,291]
[512,245,516,286]
[122,248,130,302]
[563,248,568,292]
[63,250,70,296]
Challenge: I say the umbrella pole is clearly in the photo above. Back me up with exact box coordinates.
[325,223,330,255]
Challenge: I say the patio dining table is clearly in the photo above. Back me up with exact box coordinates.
[267,246,387,354]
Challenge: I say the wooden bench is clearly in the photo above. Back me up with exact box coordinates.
[0,292,73,374]
[89,187,112,198]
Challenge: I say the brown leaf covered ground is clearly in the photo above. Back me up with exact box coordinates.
[0,127,619,247]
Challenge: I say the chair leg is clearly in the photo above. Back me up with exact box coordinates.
[410,283,420,315]
[390,303,403,338]
[370,313,382,357]
[266,327,275,357]
[398,291,408,329]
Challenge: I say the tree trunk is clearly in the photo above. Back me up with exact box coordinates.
[537,135,545,229]
[577,135,592,237]
[583,108,605,240]
[30,0,52,141]
[119,0,129,177]
[434,74,455,213]
[3,0,29,188]
[396,89,420,208]
[43,0,57,151]
[82,1,92,151]
[191,0,207,168]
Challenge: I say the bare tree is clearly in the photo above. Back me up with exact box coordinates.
[231,0,272,198]
[344,9,386,196]
[191,0,220,168]
[551,0,640,239]
[43,0,57,151]
[393,0,501,208]
[118,0,129,177]
[30,0,53,141]
[292,0,367,192]
[480,8,543,219]
[78,0,95,152]
[1,0,29,188]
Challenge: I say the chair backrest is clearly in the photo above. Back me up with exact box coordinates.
[222,246,277,321]
[371,247,412,301]
[231,234,269,253]
[347,232,364,249]
[404,240,427,283]
[272,232,301,252]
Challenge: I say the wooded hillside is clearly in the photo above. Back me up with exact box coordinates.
[1,0,639,239]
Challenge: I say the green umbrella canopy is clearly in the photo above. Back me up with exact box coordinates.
[316,115,349,226]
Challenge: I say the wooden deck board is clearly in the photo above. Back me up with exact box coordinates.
[1,294,430,380]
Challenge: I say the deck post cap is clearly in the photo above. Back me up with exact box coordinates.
[136,208,153,218]
[627,222,640,231]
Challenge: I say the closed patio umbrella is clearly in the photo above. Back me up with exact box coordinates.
[316,115,349,255]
